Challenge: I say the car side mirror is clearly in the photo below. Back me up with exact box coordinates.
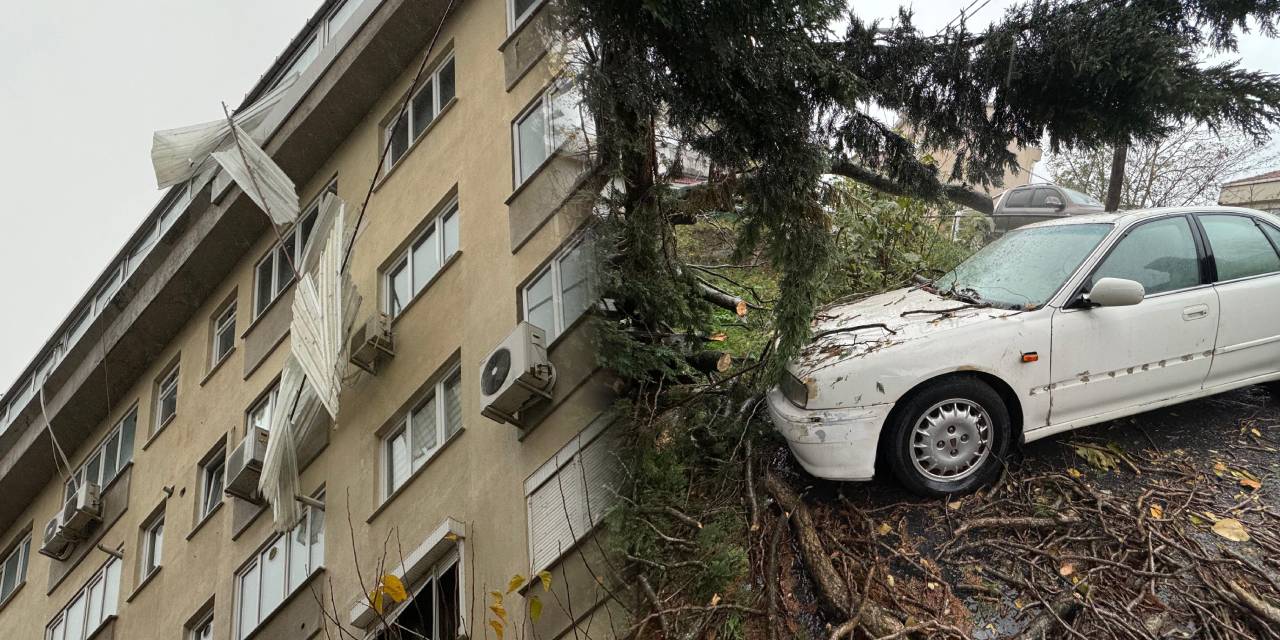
[1044,195,1065,211]
[1086,277,1145,307]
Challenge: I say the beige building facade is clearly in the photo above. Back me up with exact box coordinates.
[0,1,626,639]
[1219,170,1280,214]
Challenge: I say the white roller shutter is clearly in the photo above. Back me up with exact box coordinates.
[525,418,621,572]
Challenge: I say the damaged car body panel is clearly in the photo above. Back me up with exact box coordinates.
[769,207,1280,491]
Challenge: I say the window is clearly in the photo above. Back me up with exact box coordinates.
[212,303,237,366]
[385,201,461,316]
[512,82,589,186]
[65,409,137,502]
[1092,216,1201,296]
[200,449,227,519]
[523,235,595,341]
[253,199,324,318]
[526,418,620,571]
[374,552,461,640]
[1003,188,1033,208]
[1030,188,1060,207]
[94,266,123,314]
[0,535,30,603]
[1199,215,1280,281]
[189,613,214,640]
[509,0,543,31]
[385,367,463,495]
[326,0,358,36]
[246,383,280,434]
[384,54,457,170]
[235,496,325,639]
[45,557,120,640]
[155,364,180,432]
[141,513,164,577]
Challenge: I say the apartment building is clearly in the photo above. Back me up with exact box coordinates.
[1219,169,1280,214]
[0,1,627,639]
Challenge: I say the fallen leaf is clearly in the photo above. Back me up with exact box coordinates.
[1251,428,1263,437]
[1067,467,1084,479]
[886,575,895,588]
[709,593,722,606]
[876,522,893,536]
[1059,563,1076,577]
[1072,445,1119,472]
[1188,514,1207,526]
[926,582,938,590]
[1212,518,1250,542]
[1241,477,1262,490]
[948,500,963,510]
[1213,461,1227,477]
[1149,504,1164,519]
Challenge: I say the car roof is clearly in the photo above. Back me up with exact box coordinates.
[1019,206,1275,230]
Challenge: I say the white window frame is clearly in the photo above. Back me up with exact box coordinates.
[0,534,31,604]
[246,383,281,434]
[383,366,463,497]
[383,200,461,316]
[45,557,120,640]
[375,549,463,640]
[199,448,227,520]
[252,194,326,318]
[141,513,165,578]
[522,234,595,341]
[234,493,325,640]
[507,0,546,34]
[188,611,214,640]
[383,53,457,172]
[212,302,237,367]
[512,81,586,187]
[65,408,137,502]
[155,364,180,433]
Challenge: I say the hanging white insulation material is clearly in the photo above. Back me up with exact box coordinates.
[259,194,362,530]
[149,75,300,225]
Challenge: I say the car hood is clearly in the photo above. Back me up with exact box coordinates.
[793,287,1024,378]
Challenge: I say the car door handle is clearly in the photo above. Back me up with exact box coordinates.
[1183,305,1210,320]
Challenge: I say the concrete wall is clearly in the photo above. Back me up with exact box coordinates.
[0,1,620,639]
[1219,178,1280,213]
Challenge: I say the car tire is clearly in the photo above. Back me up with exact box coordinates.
[883,376,1011,497]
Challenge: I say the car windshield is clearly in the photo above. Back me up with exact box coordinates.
[935,223,1112,308]
[1062,186,1103,207]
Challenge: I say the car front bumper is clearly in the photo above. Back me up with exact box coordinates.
[765,387,892,481]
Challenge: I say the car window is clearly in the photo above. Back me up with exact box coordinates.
[937,223,1112,308]
[1030,188,1059,207]
[1003,189,1032,208]
[1092,217,1200,295]
[1261,221,1280,251]
[1061,186,1103,207]
[1200,214,1280,281]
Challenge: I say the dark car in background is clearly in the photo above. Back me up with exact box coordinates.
[991,184,1106,234]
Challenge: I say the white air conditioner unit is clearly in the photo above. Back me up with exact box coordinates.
[479,322,557,427]
[349,312,395,374]
[62,482,102,537]
[39,513,74,560]
[225,428,270,502]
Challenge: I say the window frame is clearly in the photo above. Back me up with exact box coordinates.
[375,549,462,640]
[522,233,595,342]
[141,513,165,578]
[507,0,546,34]
[246,382,281,435]
[155,364,180,433]
[65,407,137,502]
[0,534,31,604]
[211,301,238,368]
[252,190,329,319]
[188,611,214,640]
[383,365,464,497]
[199,446,227,521]
[45,557,120,640]
[383,199,461,317]
[234,492,325,640]
[383,52,457,172]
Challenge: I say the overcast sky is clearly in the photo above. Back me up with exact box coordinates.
[1,0,1278,392]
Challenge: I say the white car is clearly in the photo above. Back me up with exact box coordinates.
[769,207,1280,496]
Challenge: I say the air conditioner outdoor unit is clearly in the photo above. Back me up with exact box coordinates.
[225,428,270,502]
[39,513,74,560]
[349,312,395,374]
[62,482,102,536]
[479,322,556,427]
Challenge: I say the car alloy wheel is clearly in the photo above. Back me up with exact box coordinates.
[909,399,992,482]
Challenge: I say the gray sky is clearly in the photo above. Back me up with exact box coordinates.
[1,0,1278,391]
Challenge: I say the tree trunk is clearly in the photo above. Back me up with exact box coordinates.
[1104,143,1128,212]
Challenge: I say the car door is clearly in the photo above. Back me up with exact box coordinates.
[1049,214,1218,426]
[1197,213,1280,388]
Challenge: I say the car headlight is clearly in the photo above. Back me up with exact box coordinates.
[781,373,809,408]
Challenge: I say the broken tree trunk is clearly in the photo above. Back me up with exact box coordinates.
[763,470,903,638]
[697,282,748,317]
[688,350,733,374]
